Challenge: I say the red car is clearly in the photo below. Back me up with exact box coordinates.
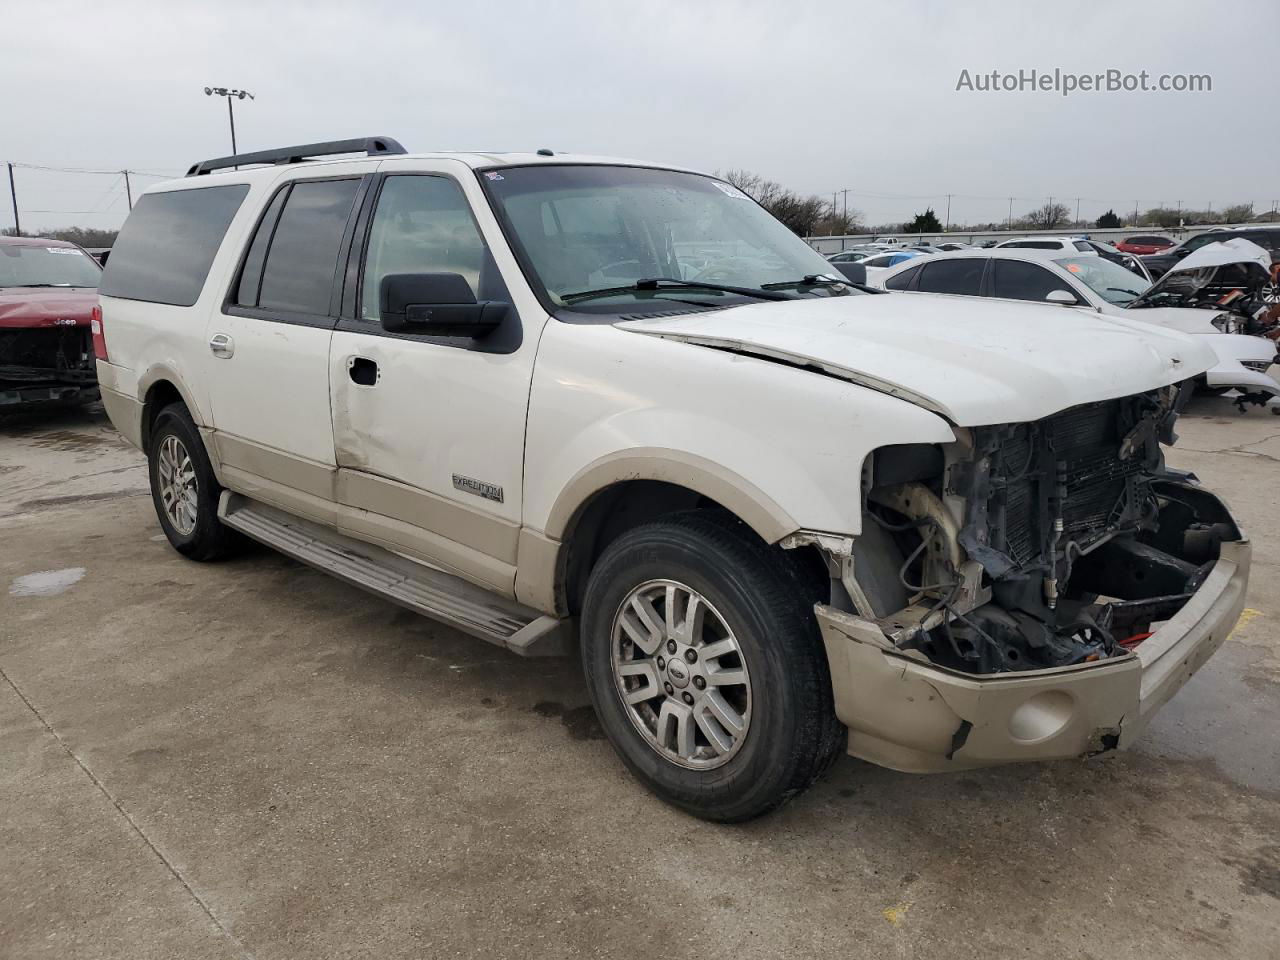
[0,235,103,410]
[1114,234,1174,255]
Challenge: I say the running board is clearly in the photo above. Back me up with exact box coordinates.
[218,492,572,657]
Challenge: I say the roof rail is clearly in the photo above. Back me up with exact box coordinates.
[186,136,407,176]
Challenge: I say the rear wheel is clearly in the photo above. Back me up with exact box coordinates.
[147,403,240,560]
[581,511,843,822]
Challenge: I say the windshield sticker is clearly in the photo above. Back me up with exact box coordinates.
[484,171,504,181]
[711,181,749,200]
[45,247,81,255]
[1065,262,1082,273]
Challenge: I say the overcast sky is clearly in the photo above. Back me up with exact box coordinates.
[6,0,1278,232]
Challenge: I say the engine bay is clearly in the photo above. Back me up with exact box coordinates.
[849,386,1242,675]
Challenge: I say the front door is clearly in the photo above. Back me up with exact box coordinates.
[328,162,543,595]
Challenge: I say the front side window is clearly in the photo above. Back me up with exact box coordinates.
[481,165,844,310]
[101,184,248,305]
[0,244,101,289]
[1053,256,1148,305]
[915,258,984,296]
[360,176,494,321]
[247,178,360,316]
[991,259,1070,302]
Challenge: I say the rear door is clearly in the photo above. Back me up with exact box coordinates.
[203,168,374,519]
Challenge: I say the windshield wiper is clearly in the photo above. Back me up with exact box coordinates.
[762,274,884,295]
[11,283,74,288]
[1107,287,1144,298]
[562,277,798,305]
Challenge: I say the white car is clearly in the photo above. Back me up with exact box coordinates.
[95,137,1249,820]
[994,236,1093,252]
[874,248,1280,406]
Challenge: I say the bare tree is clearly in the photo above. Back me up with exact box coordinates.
[1220,203,1254,224]
[1022,202,1072,230]
[716,169,860,236]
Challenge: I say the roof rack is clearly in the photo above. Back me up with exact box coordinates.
[186,136,407,176]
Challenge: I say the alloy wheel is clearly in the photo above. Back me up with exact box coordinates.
[610,579,752,769]
[156,434,199,536]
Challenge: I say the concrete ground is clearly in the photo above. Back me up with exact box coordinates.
[1,398,1277,960]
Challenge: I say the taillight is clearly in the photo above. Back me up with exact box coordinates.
[90,304,109,361]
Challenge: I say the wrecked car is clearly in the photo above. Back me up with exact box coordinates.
[874,247,1280,411]
[1128,236,1280,339]
[96,139,1250,820]
[0,236,102,410]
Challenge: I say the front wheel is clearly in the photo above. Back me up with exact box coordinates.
[581,511,844,822]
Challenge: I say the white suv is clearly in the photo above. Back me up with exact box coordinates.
[95,137,1250,820]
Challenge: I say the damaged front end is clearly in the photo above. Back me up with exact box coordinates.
[0,325,98,409]
[810,385,1250,771]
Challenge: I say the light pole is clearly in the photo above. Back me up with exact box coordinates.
[203,86,254,157]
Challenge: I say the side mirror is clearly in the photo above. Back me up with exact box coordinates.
[1045,289,1077,305]
[379,272,507,336]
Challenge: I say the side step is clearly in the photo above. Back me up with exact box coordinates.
[218,492,572,656]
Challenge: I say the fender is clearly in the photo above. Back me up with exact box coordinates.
[546,447,799,545]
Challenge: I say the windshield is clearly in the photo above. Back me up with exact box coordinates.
[1053,255,1150,306]
[480,165,845,309]
[0,244,102,288]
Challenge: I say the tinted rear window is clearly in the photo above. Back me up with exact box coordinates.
[256,179,360,316]
[100,185,249,306]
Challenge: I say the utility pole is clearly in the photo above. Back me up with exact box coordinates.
[1134,201,1139,224]
[1007,197,1013,230]
[122,170,133,210]
[944,194,951,232]
[6,162,18,235]
[1074,197,1080,225]
[840,188,850,221]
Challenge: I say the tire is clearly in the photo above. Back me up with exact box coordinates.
[581,510,844,822]
[147,402,240,561]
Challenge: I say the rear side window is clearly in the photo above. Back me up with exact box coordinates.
[1241,231,1280,254]
[1004,240,1059,250]
[241,178,360,316]
[1073,240,1093,251]
[992,260,1068,302]
[916,258,984,296]
[100,184,249,306]
[884,264,922,290]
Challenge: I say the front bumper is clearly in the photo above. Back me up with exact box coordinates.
[817,538,1250,772]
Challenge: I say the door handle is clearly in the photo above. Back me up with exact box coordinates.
[349,356,379,386]
[208,333,234,359]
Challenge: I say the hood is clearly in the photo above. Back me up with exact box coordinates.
[1172,237,1271,273]
[0,288,97,329]
[1129,238,1273,310]
[615,294,1215,426]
